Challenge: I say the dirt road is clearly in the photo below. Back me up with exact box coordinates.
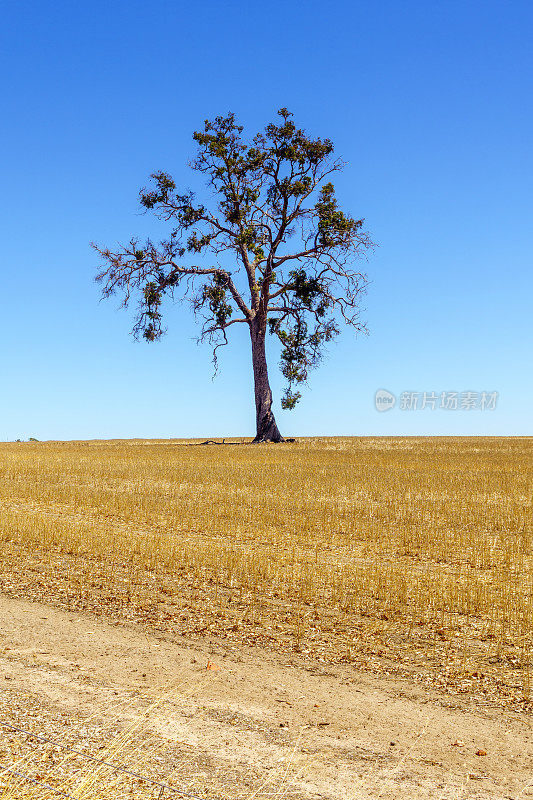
[0,594,531,799]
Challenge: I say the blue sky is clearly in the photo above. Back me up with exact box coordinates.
[1,0,531,439]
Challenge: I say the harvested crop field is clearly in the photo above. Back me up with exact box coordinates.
[0,436,531,709]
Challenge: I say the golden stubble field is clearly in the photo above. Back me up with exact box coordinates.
[0,437,531,708]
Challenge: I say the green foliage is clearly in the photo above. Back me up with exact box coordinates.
[315,183,363,248]
[187,232,214,253]
[139,281,163,341]
[269,301,339,407]
[201,272,233,327]
[264,108,334,169]
[281,389,302,410]
[291,269,324,310]
[139,171,176,209]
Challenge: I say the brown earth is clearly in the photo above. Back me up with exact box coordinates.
[0,594,531,799]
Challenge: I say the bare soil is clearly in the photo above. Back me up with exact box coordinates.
[0,594,531,799]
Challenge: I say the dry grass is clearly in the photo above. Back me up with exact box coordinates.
[0,437,531,707]
[0,687,306,800]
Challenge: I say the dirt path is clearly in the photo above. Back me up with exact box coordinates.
[0,594,531,799]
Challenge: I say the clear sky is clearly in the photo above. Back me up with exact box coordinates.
[1,0,531,439]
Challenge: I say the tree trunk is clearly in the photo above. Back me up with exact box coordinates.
[250,318,284,443]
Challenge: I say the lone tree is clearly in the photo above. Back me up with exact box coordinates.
[94,109,373,442]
